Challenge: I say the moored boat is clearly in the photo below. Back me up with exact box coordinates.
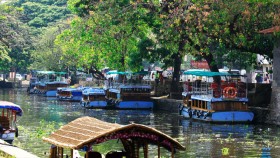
[31,71,69,97]
[179,70,254,123]
[80,87,108,108]
[0,101,23,144]
[107,84,154,109]
[57,86,85,102]
[105,71,154,110]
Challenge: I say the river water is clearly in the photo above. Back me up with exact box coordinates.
[1,88,280,158]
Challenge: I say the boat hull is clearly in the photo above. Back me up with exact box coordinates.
[116,101,154,109]
[58,92,83,102]
[45,90,57,97]
[1,132,15,144]
[82,101,108,108]
[180,107,254,123]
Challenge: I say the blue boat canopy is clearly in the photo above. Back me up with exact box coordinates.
[0,101,23,116]
[183,71,230,77]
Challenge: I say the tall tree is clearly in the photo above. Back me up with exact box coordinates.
[0,3,32,73]
[137,0,278,87]
[58,0,149,79]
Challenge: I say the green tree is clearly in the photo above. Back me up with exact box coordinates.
[0,3,32,74]
[137,0,278,87]
[29,24,69,71]
[12,0,71,28]
[57,0,149,79]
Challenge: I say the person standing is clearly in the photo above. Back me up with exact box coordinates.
[155,71,160,85]
[264,73,270,84]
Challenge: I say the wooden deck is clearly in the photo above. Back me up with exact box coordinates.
[0,139,39,158]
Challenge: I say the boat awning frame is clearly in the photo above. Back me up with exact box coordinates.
[0,101,23,116]
[43,116,185,151]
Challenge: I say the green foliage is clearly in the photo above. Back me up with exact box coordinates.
[0,3,32,73]
[0,0,74,73]
[57,0,150,76]
[29,24,69,71]
[34,120,62,138]
[19,1,71,28]
[62,0,279,85]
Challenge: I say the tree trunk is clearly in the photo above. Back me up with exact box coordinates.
[267,38,280,125]
[204,53,221,84]
[171,52,182,92]
[170,39,184,92]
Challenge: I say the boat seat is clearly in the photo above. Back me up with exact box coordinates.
[0,116,10,130]
[86,151,102,158]
[105,151,127,158]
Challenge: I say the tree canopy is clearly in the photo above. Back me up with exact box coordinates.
[1,0,280,86]
[0,3,32,73]
[0,0,73,74]
[63,0,279,86]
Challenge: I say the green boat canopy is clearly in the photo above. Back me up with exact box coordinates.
[36,71,56,74]
[183,71,230,77]
[36,71,67,75]
[132,71,148,75]
[106,71,129,75]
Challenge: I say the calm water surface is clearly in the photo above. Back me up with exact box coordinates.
[1,88,280,158]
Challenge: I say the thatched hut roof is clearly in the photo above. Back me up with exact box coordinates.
[43,116,185,151]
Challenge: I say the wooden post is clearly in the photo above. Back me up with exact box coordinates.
[49,145,57,158]
[143,142,148,158]
[171,145,174,158]
[58,147,63,158]
[157,143,160,158]
[70,149,73,158]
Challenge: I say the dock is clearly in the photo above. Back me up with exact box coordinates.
[0,140,39,158]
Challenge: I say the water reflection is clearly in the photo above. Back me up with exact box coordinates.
[0,88,280,158]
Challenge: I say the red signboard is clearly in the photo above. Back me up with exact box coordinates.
[191,60,209,69]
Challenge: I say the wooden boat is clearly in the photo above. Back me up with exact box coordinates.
[43,116,185,158]
[32,71,69,97]
[0,101,23,144]
[80,87,108,108]
[57,86,86,102]
[105,71,154,109]
[179,71,254,123]
[27,77,38,94]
